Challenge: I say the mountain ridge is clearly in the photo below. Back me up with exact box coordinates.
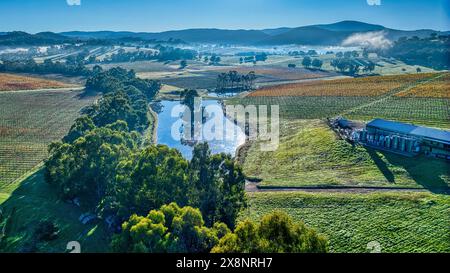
[2,21,448,46]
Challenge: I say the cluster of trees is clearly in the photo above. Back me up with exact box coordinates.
[112,203,230,253]
[203,54,221,65]
[288,50,318,57]
[212,211,328,253]
[0,59,92,76]
[104,49,157,63]
[216,71,257,91]
[330,58,375,75]
[85,66,160,99]
[112,203,328,253]
[46,139,246,234]
[379,34,450,70]
[301,56,323,70]
[239,53,268,64]
[336,51,359,58]
[101,46,197,63]
[156,45,197,62]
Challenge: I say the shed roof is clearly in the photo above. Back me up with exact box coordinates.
[367,119,450,144]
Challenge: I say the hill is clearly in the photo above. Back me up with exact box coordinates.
[0,31,74,45]
[3,21,448,46]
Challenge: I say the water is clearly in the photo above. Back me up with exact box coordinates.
[152,99,246,159]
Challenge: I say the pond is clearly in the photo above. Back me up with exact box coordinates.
[152,99,246,159]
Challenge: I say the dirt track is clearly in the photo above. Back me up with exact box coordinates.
[245,181,448,194]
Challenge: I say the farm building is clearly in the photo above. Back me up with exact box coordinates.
[357,119,450,159]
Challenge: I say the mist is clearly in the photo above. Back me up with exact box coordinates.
[342,31,393,50]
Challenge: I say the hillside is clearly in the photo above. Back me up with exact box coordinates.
[60,21,449,45]
[0,31,74,45]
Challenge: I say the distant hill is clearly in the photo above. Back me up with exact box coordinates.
[314,20,386,32]
[257,26,348,45]
[0,31,73,45]
[62,29,271,44]
[256,21,447,45]
[2,21,448,46]
[61,21,448,46]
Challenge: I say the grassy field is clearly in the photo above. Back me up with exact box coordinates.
[242,119,449,190]
[245,191,450,253]
[0,73,71,91]
[0,89,98,198]
[0,169,110,253]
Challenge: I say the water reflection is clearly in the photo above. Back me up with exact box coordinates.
[151,99,246,159]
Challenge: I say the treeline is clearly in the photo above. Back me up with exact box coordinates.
[380,34,450,70]
[330,57,375,75]
[238,53,268,64]
[0,59,92,76]
[216,71,257,91]
[103,46,197,63]
[288,50,318,56]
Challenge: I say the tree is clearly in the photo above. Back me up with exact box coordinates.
[212,211,328,253]
[180,60,187,69]
[416,67,422,73]
[63,116,95,143]
[45,123,140,205]
[85,91,148,132]
[101,145,191,220]
[288,64,296,68]
[189,143,246,228]
[216,71,256,91]
[311,59,323,70]
[111,203,230,253]
[363,62,376,74]
[302,56,312,68]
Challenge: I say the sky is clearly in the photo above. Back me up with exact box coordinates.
[0,0,449,33]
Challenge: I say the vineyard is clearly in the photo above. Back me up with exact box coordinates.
[229,72,449,129]
[0,73,70,91]
[229,96,373,120]
[248,73,439,97]
[396,73,450,98]
[0,89,98,196]
[347,97,450,129]
[246,192,450,253]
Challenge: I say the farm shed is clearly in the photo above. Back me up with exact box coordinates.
[358,119,450,159]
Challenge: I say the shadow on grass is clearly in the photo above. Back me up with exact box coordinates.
[0,169,110,253]
[366,148,396,183]
[76,89,99,100]
[366,147,449,194]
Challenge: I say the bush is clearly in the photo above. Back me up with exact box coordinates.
[212,211,328,253]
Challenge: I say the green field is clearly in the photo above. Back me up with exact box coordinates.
[242,119,449,190]
[245,191,450,253]
[0,169,110,253]
[0,89,98,201]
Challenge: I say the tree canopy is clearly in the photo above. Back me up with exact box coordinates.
[212,211,328,253]
[111,203,230,253]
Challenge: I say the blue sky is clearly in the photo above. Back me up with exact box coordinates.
[0,0,448,33]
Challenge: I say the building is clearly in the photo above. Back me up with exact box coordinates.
[357,119,450,159]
